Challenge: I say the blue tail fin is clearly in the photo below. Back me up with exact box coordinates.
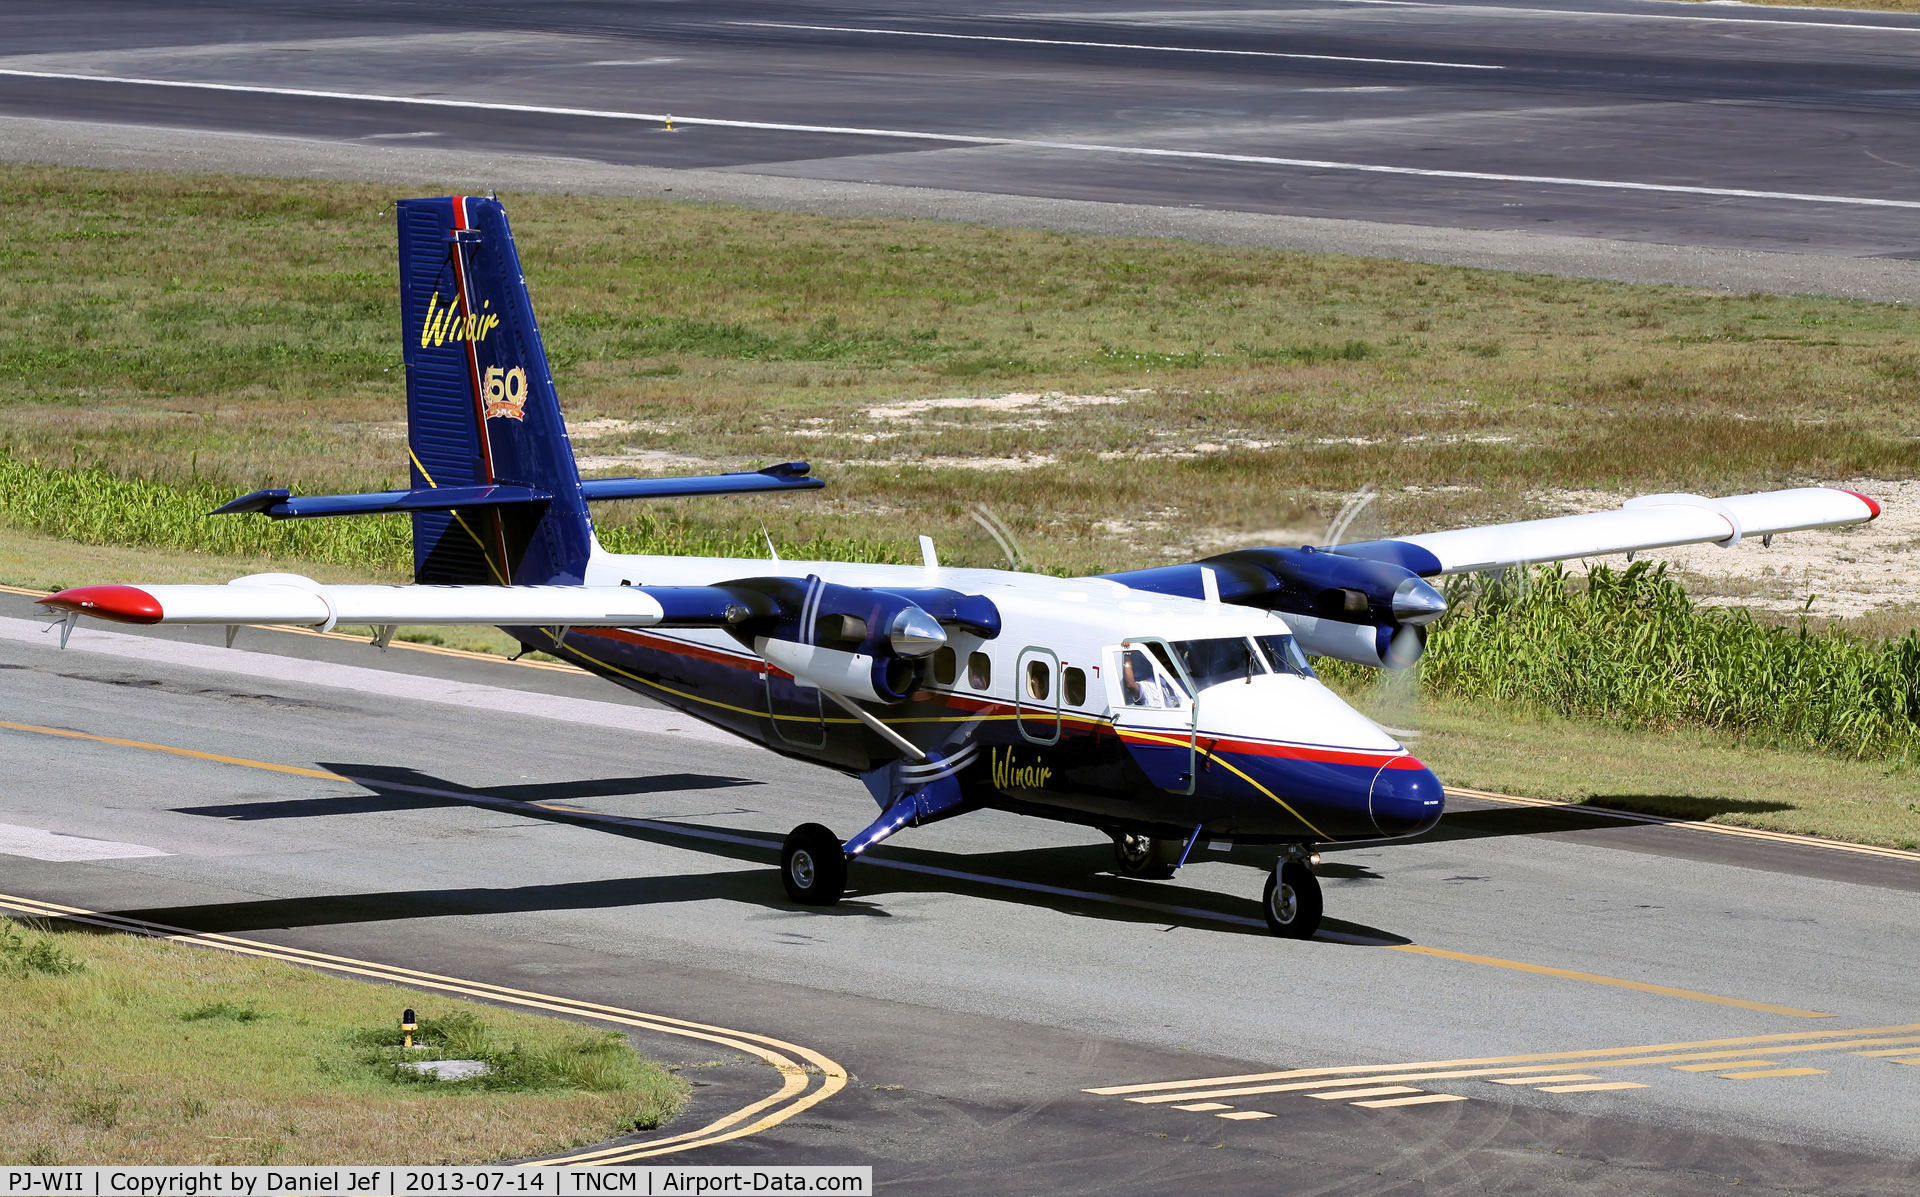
[398,195,591,585]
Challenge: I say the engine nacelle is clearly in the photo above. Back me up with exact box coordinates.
[755,638,917,704]
[722,575,956,703]
[1101,547,1443,669]
[1284,613,1427,670]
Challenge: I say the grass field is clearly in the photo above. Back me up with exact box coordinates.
[0,164,1913,845]
[4,165,1918,575]
[0,917,687,1165]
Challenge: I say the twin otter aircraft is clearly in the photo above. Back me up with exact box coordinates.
[41,197,1881,938]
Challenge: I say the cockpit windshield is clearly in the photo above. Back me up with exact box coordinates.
[1255,634,1316,678]
[1171,636,1266,691]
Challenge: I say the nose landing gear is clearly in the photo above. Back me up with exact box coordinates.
[1111,832,1183,880]
[1263,846,1322,939]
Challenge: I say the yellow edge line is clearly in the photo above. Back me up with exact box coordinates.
[1384,944,1831,1019]
[0,893,846,1165]
[1447,786,1920,864]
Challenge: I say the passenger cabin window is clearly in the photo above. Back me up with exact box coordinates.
[933,646,957,685]
[1026,659,1051,700]
[967,651,992,690]
[1063,667,1086,707]
[1120,647,1186,709]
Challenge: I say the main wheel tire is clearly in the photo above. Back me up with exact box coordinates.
[1111,832,1180,880]
[1263,860,1323,939]
[781,823,848,905]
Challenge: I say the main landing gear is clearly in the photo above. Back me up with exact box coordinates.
[781,823,848,905]
[1263,846,1322,939]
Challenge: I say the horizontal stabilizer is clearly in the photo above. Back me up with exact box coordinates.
[212,485,552,520]
[578,462,824,501]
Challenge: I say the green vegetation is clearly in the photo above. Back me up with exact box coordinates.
[363,1011,664,1095]
[0,920,84,978]
[1424,564,1920,763]
[0,917,687,1164]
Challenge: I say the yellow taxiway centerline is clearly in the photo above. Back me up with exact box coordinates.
[1087,1023,1920,1096]
[0,891,846,1164]
[1384,944,1830,1019]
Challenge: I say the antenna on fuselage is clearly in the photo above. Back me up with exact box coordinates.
[761,526,780,561]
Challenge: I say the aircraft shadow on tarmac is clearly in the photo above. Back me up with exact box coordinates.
[171,770,762,821]
[136,763,1410,944]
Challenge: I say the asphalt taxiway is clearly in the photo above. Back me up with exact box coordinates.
[2,589,1917,1191]
[3,0,1920,298]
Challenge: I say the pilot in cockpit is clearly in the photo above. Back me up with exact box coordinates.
[1121,648,1184,710]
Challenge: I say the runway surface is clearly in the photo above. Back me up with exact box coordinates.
[3,0,1920,299]
[3,589,1917,1191]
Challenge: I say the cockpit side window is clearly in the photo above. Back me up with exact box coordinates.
[1255,634,1316,678]
[1120,647,1187,709]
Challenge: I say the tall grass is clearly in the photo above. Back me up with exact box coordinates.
[0,450,412,571]
[1420,563,1920,762]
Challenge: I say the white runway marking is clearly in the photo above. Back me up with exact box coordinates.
[2,68,1914,211]
[1328,0,1920,33]
[0,821,169,861]
[0,616,746,747]
[726,21,1504,71]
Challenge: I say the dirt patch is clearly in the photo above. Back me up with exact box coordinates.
[1543,480,1914,619]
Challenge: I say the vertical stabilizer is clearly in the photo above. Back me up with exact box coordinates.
[397,196,591,584]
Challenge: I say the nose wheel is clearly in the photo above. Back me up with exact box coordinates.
[1263,858,1322,939]
[1111,832,1182,880]
[781,822,848,905]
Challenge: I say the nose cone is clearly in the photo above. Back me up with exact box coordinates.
[1369,760,1444,837]
[887,605,947,657]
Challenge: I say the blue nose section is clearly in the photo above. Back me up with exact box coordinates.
[1369,761,1445,837]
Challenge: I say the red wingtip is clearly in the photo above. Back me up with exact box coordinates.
[1840,489,1882,521]
[37,585,164,624]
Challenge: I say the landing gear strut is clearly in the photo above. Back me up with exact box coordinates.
[781,823,847,905]
[1263,846,1322,939]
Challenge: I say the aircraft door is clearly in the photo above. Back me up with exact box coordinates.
[1015,646,1061,744]
[1107,639,1198,795]
[765,667,827,748]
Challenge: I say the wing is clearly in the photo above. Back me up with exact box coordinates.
[1333,488,1879,576]
[37,571,1001,709]
[1101,486,1880,669]
[36,573,757,630]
